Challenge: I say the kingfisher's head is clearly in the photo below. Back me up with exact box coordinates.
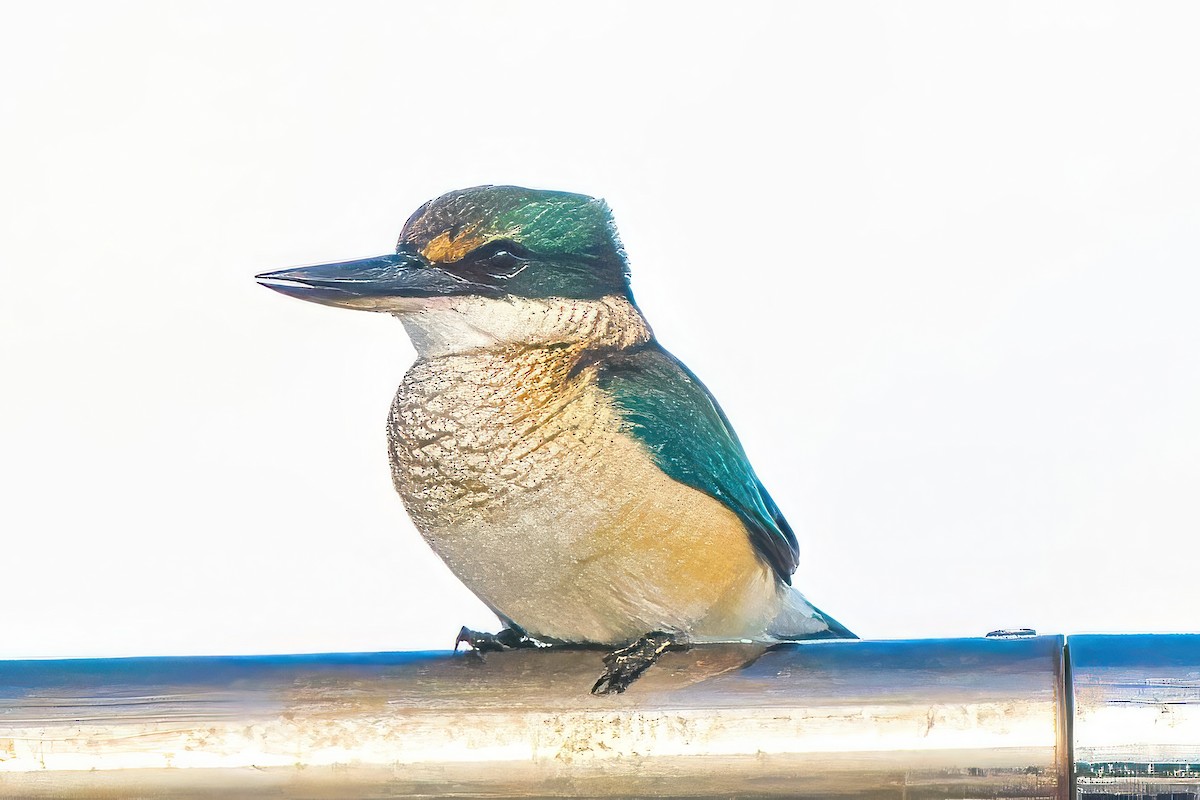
[258,186,632,309]
[257,186,646,355]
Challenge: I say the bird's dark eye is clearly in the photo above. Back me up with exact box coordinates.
[485,251,527,278]
[471,239,529,261]
[470,240,530,278]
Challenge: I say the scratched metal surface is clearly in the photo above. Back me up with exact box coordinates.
[0,637,1066,799]
[1070,633,1200,799]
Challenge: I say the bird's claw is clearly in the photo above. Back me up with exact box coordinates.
[591,631,685,694]
[455,625,538,657]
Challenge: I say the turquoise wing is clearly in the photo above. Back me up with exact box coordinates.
[594,342,800,583]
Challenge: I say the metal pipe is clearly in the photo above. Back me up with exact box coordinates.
[1,636,1069,798]
[5,634,1199,798]
[4,637,1195,799]
[1069,634,1200,799]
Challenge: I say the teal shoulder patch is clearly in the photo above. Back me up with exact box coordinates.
[594,342,799,583]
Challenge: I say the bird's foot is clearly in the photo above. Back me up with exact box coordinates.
[591,631,687,695]
[455,625,539,656]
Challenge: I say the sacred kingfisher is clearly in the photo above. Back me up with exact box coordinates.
[257,186,854,692]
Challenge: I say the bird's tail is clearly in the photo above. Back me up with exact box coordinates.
[768,588,857,640]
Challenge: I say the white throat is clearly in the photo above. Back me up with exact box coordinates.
[394,295,652,359]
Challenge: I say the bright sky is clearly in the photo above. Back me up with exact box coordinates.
[2,2,1198,658]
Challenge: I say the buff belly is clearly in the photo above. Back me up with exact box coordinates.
[387,349,782,645]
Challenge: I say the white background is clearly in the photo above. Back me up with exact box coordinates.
[2,2,1197,658]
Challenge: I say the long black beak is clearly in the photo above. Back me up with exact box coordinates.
[255,249,501,310]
